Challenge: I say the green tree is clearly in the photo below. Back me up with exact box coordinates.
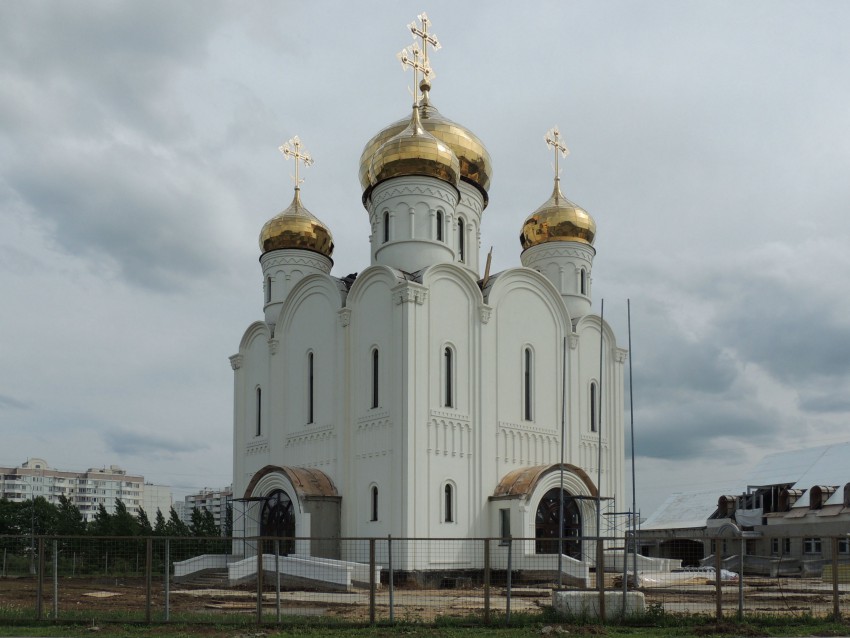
[111,499,139,536]
[0,498,25,535]
[136,506,153,535]
[165,506,190,536]
[153,508,167,536]
[189,507,219,537]
[55,495,86,536]
[223,502,233,538]
[89,503,112,536]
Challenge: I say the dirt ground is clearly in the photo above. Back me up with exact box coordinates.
[0,575,845,623]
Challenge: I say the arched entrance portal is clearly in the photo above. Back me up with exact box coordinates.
[260,489,295,554]
[535,488,582,559]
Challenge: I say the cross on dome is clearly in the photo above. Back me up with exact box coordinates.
[398,43,434,105]
[544,126,570,180]
[408,12,441,68]
[279,135,314,189]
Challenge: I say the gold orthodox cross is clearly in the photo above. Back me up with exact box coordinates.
[545,126,570,178]
[408,12,441,68]
[279,136,314,188]
[397,43,433,104]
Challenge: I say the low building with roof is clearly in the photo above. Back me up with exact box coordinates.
[638,442,850,572]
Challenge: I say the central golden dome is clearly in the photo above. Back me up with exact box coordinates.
[366,104,460,198]
[520,178,596,250]
[360,87,492,206]
[259,188,334,258]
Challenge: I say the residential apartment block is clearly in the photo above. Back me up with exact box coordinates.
[0,458,171,522]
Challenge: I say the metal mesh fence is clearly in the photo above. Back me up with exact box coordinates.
[1,534,848,625]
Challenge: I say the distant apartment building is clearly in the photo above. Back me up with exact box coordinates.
[180,486,233,531]
[141,482,173,519]
[0,458,171,523]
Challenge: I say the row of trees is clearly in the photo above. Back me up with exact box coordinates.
[0,495,232,538]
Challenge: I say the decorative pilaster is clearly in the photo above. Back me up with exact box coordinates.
[229,354,243,370]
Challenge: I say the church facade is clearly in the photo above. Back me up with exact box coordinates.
[230,18,626,571]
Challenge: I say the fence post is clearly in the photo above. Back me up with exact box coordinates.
[505,538,512,626]
[483,538,491,624]
[714,540,722,620]
[145,538,152,623]
[832,537,840,619]
[737,536,744,621]
[388,535,394,624]
[52,539,58,621]
[369,538,376,626]
[275,540,281,623]
[164,538,170,621]
[36,537,44,621]
[256,538,263,624]
[597,535,605,621]
[621,532,628,619]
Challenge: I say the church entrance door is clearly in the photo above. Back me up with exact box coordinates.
[260,489,296,555]
[535,487,582,559]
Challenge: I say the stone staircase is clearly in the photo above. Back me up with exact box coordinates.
[175,567,229,588]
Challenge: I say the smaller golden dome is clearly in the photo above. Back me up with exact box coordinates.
[520,179,596,250]
[366,104,460,200]
[259,188,334,258]
[359,83,492,206]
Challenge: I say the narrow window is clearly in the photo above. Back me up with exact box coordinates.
[580,269,587,295]
[265,276,272,303]
[590,381,598,432]
[308,352,315,424]
[370,485,378,522]
[523,347,533,421]
[839,539,850,554]
[457,218,465,262]
[371,348,379,409]
[444,347,454,408]
[436,211,443,241]
[771,538,779,555]
[255,387,262,436]
[444,483,454,523]
[499,508,511,544]
[383,212,389,243]
[783,538,791,554]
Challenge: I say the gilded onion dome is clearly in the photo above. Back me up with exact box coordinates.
[367,100,460,197]
[520,177,596,250]
[360,81,491,206]
[259,187,334,258]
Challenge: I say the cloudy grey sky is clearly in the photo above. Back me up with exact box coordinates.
[2,1,849,516]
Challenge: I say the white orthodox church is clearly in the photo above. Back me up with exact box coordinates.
[229,17,626,576]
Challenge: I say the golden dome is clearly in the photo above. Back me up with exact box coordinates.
[366,103,460,197]
[360,84,492,206]
[520,178,596,250]
[259,188,334,258]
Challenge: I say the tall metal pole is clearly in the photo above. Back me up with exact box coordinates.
[596,300,605,616]
[558,335,567,587]
[628,299,637,580]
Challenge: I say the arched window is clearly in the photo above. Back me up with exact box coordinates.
[580,269,587,295]
[444,346,454,408]
[436,211,443,241]
[307,352,315,424]
[255,387,262,436]
[371,348,379,409]
[265,276,272,303]
[523,347,534,421]
[383,211,390,243]
[370,485,379,522]
[457,218,466,263]
[444,483,454,523]
[590,381,598,432]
